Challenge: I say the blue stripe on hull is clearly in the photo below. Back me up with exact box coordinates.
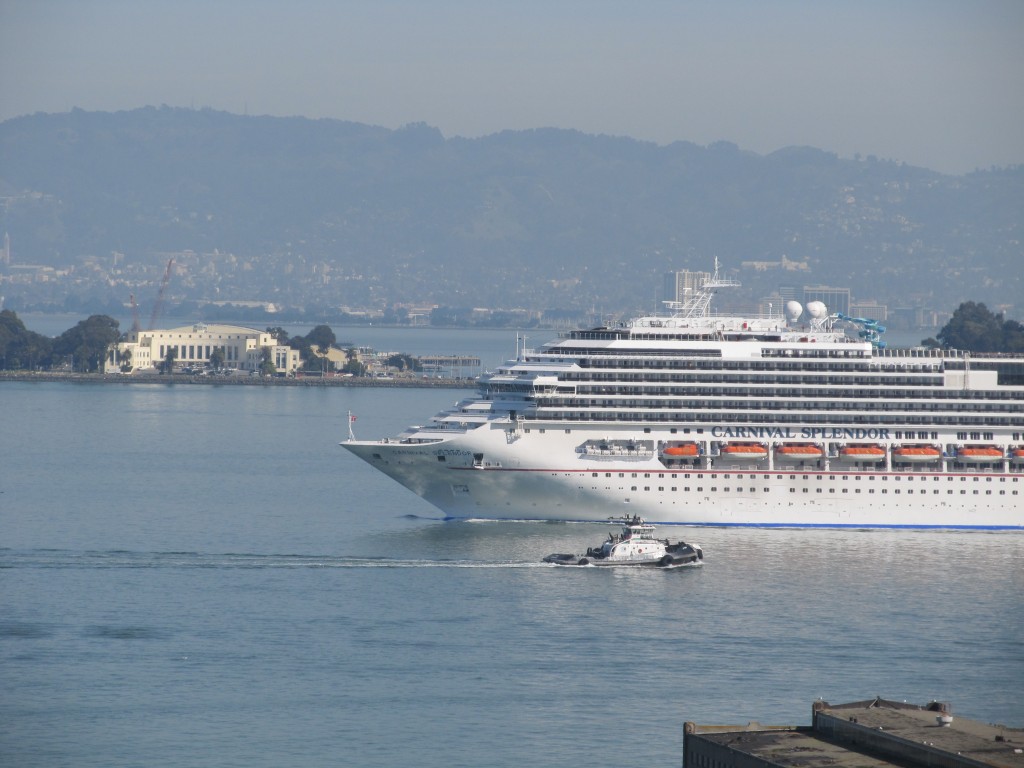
[441,515,1022,531]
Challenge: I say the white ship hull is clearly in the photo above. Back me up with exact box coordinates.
[342,423,1024,529]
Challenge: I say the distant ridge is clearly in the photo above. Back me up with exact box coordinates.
[1,106,1021,313]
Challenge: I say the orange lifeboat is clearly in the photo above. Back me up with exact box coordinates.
[720,442,768,460]
[955,446,1003,463]
[776,443,824,459]
[838,444,886,462]
[1010,448,1024,463]
[892,445,942,462]
[662,443,698,457]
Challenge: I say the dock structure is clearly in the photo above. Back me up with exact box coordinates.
[683,698,1024,768]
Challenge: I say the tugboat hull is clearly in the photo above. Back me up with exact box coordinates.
[543,547,702,568]
[542,517,703,567]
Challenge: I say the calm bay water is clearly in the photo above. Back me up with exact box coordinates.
[2,377,1022,768]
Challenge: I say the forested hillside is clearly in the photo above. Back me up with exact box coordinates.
[1,107,1021,313]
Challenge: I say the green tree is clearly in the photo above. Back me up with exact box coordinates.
[306,324,336,375]
[0,310,53,370]
[935,302,1021,352]
[259,347,276,376]
[1004,319,1024,353]
[266,326,290,345]
[338,347,363,376]
[306,324,336,351]
[289,335,313,361]
[52,315,121,372]
[118,346,133,373]
[209,346,226,370]
[160,346,178,374]
[385,353,421,372]
[342,358,366,376]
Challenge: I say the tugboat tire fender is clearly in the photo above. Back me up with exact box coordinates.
[577,558,589,566]
[659,555,674,567]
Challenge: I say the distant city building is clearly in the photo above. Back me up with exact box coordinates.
[740,255,810,272]
[890,306,946,330]
[664,270,711,306]
[777,285,800,302]
[683,698,1023,768]
[849,301,888,322]
[757,294,785,317]
[205,299,281,314]
[109,322,300,374]
[400,304,440,325]
[802,285,851,316]
[759,291,878,322]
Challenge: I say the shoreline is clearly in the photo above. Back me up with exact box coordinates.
[0,371,474,388]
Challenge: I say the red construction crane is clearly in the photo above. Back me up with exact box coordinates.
[148,257,174,330]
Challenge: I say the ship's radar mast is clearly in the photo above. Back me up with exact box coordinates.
[665,257,741,318]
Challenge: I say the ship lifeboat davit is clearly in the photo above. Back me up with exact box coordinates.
[776,443,824,459]
[720,442,768,460]
[893,444,942,463]
[955,446,1004,463]
[838,444,886,462]
[662,443,699,457]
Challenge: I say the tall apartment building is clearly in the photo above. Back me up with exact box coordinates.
[802,285,851,316]
[849,301,888,322]
[663,270,712,306]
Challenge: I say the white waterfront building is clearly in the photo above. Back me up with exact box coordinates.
[109,322,300,374]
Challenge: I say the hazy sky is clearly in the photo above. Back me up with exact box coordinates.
[2,0,1022,174]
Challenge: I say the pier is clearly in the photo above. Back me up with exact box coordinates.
[683,698,1023,768]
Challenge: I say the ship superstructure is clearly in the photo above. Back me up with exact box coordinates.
[342,263,1024,529]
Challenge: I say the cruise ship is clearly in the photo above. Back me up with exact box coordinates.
[342,263,1024,529]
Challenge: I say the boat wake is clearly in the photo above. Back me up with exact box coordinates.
[1,549,553,570]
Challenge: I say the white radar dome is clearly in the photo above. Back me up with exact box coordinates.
[785,301,803,322]
[806,301,828,319]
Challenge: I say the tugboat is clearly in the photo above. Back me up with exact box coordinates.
[543,516,703,568]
